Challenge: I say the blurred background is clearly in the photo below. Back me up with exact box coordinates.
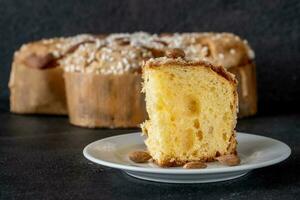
[0,0,299,115]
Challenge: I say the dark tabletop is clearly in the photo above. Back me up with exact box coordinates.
[0,101,299,200]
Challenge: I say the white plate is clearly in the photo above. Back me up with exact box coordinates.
[83,132,291,183]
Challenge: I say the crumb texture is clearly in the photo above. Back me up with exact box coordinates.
[142,62,238,166]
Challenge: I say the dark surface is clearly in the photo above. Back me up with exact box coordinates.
[0,101,299,200]
[0,0,300,114]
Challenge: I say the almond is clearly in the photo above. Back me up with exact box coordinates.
[165,48,185,59]
[24,53,55,69]
[65,40,95,54]
[153,39,168,46]
[183,161,207,169]
[129,151,152,163]
[115,37,130,46]
[216,154,240,166]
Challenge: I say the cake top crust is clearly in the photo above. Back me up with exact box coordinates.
[62,32,168,74]
[14,32,255,74]
[14,34,98,69]
[17,34,97,58]
[144,57,237,85]
[160,32,255,68]
[62,41,153,74]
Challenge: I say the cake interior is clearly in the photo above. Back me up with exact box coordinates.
[143,64,237,166]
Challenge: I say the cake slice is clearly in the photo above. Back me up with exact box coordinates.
[141,54,238,167]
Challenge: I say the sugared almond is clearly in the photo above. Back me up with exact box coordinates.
[65,40,95,54]
[183,161,207,169]
[216,154,240,166]
[129,151,152,163]
[115,37,130,46]
[24,53,55,69]
[165,48,185,59]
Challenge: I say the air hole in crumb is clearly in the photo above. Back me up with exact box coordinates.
[216,151,221,157]
[192,150,198,156]
[174,137,178,143]
[156,104,163,111]
[223,112,229,120]
[170,115,176,121]
[223,133,227,141]
[169,73,175,80]
[187,97,200,115]
[196,130,203,141]
[193,119,200,129]
[208,126,214,134]
[202,143,208,148]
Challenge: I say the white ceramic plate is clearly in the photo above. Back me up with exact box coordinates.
[83,132,291,183]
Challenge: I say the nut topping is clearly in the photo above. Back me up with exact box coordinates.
[114,37,130,46]
[65,40,96,54]
[183,161,207,169]
[165,48,185,59]
[129,151,152,163]
[153,39,168,46]
[24,53,55,69]
[216,154,240,166]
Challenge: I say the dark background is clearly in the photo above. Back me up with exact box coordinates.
[0,1,299,199]
[0,0,299,114]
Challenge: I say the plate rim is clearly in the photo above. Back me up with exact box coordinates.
[125,171,250,183]
[83,132,291,174]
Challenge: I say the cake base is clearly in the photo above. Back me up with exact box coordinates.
[64,72,147,128]
[9,63,67,115]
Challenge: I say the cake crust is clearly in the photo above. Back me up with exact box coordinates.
[144,57,237,85]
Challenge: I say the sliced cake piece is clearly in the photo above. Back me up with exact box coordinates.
[141,55,238,167]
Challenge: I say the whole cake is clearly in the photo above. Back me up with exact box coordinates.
[141,54,238,167]
[9,32,256,128]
